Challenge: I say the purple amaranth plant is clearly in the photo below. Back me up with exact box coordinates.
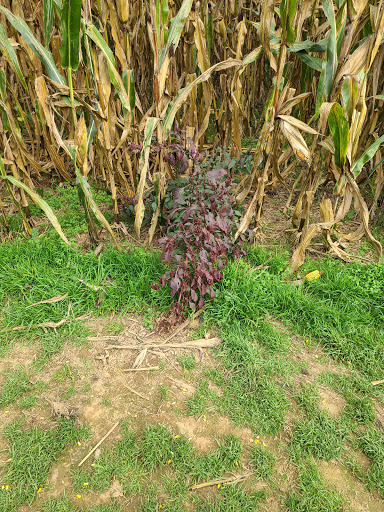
[153,163,247,321]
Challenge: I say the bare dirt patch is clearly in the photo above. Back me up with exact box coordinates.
[318,460,384,512]
[318,386,347,417]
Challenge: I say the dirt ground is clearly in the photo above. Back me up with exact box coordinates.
[0,313,383,511]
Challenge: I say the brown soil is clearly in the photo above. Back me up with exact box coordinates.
[318,460,384,512]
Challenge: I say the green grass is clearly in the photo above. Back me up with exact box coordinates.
[0,237,168,354]
[286,462,347,511]
[1,225,384,509]
[70,423,261,510]
[41,497,122,512]
[354,426,384,497]
[193,485,265,511]
[0,368,31,409]
[0,418,90,511]
[290,413,348,461]
[207,247,384,381]
[249,444,276,481]
[187,319,293,434]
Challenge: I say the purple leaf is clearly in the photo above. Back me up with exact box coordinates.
[170,276,181,293]
[207,168,227,183]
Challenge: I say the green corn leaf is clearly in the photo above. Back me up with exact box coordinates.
[0,25,28,92]
[85,23,131,117]
[0,157,71,246]
[323,0,337,100]
[60,0,82,70]
[134,117,160,237]
[158,0,193,70]
[122,69,135,120]
[0,6,66,85]
[75,167,122,251]
[315,60,327,118]
[287,39,327,53]
[280,0,297,46]
[43,0,54,46]
[351,134,384,178]
[295,50,322,71]
[341,75,359,122]
[328,103,349,169]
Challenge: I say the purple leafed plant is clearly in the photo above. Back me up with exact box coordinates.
[153,160,247,321]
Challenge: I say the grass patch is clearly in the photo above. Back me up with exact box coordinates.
[354,426,384,497]
[249,444,276,481]
[290,413,347,461]
[0,368,31,409]
[41,497,122,512]
[73,423,247,508]
[0,237,168,353]
[193,485,265,511]
[0,418,90,511]
[193,319,292,434]
[286,462,347,511]
[207,248,384,381]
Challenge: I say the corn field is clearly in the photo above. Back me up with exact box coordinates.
[0,0,384,269]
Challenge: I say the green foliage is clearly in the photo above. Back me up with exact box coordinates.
[0,368,31,408]
[290,414,347,461]
[249,445,276,481]
[0,418,90,510]
[286,462,347,511]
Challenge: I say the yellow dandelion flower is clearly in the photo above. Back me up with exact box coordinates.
[76,494,82,499]
[167,459,171,464]
[235,461,239,466]
[175,435,179,439]
[83,482,89,486]
[256,440,260,443]
[217,484,221,488]
[77,441,82,446]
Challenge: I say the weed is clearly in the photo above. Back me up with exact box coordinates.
[177,354,197,371]
[102,397,112,407]
[158,385,170,401]
[154,159,246,319]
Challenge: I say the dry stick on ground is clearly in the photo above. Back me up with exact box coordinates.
[189,472,252,490]
[120,366,160,372]
[78,421,119,467]
[25,292,69,309]
[8,314,90,331]
[121,383,150,400]
[107,338,220,350]
[371,379,384,386]
[168,376,195,393]
[160,308,205,345]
